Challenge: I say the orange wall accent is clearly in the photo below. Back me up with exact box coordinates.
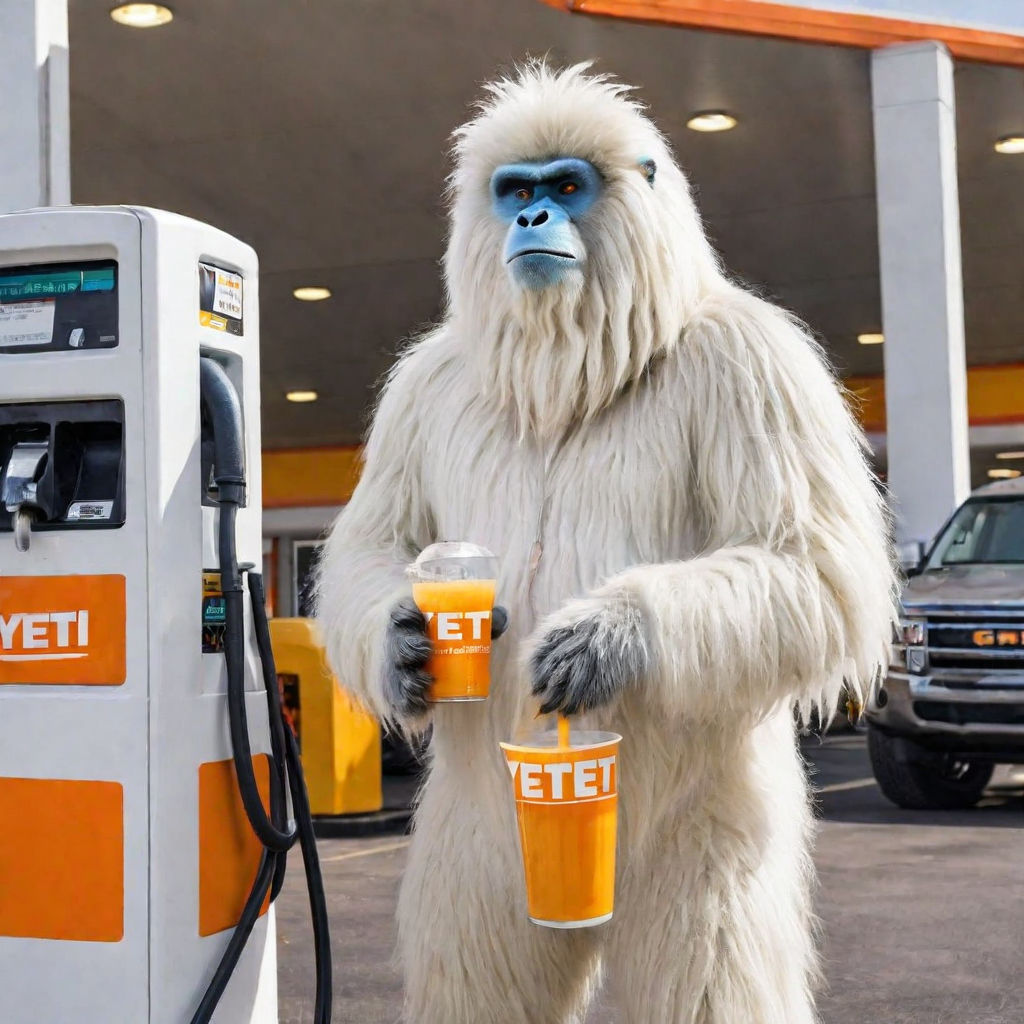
[964,365,1024,426]
[844,375,887,432]
[262,446,362,509]
[540,0,1024,67]
[847,365,1024,433]
[198,756,271,937]
[0,777,124,942]
[260,367,1024,508]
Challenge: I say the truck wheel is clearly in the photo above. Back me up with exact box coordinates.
[867,728,993,810]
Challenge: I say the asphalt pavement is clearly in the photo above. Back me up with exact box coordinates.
[277,732,1024,1023]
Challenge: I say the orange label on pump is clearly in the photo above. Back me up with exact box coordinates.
[0,575,126,685]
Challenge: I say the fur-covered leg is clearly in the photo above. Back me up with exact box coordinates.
[605,713,819,1024]
[398,770,601,1024]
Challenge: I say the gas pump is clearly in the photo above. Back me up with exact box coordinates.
[0,207,330,1023]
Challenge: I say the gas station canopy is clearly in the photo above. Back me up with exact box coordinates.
[65,0,1024,459]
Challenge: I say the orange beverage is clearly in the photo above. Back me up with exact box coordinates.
[412,577,497,701]
[500,730,621,928]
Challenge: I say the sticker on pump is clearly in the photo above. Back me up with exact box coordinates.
[199,262,243,336]
[0,299,55,348]
[202,571,226,653]
[66,500,114,522]
[0,575,126,685]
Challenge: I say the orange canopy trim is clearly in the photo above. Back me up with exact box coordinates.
[539,0,1024,67]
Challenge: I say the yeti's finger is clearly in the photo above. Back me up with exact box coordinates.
[563,648,620,715]
[384,664,432,717]
[390,598,427,632]
[530,625,588,695]
[491,605,510,640]
[535,652,577,714]
[559,650,602,715]
[538,679,571,716]
[393,629,432,668]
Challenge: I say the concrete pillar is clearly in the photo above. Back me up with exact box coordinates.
[0,0,70,213]
[872,41,969,549]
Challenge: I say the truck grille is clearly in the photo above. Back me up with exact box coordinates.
[914,701,1024,727]
[924,611,1024,671]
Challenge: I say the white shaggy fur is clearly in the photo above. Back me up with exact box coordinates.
[316,62,899,1023]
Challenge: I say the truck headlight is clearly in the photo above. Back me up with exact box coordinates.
[890,617,926,670]
[900,618,925,646]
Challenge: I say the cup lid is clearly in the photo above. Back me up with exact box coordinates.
[407,541,498,582]
[500,730,622,754]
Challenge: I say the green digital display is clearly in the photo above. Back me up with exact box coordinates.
[0,264,115,302]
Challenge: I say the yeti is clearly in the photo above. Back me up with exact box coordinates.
[316,63,898,1024]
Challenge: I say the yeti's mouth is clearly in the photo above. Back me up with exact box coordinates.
[506,249,577,264]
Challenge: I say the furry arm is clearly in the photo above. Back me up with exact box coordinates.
[531,291,898,722]
[315,346,436,724]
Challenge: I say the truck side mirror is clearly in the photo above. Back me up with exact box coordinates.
[895,540,925,576]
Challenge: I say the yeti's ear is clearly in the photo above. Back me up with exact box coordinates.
[639,158,657,187]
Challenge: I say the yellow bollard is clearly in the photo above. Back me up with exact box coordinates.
[269,617,383,815]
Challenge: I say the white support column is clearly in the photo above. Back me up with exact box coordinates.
[0,0,70,213]
[872,41,969,548]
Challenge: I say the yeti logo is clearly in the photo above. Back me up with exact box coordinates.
[0,575,125,685]
[0,610,90,660]
[507,755,617,803]
[422,610,491,642]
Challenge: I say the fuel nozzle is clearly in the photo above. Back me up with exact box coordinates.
[1,441,49,552]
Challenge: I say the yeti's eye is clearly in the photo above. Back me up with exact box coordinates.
[559,181,579,195]
[514,187,533,201]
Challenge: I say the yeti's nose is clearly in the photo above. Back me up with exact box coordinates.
[516,209,550,228]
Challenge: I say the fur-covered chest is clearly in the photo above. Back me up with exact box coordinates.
[419,368,700,608]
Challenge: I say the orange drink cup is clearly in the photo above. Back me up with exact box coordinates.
[500,730,621,928]
[408,542,499,703]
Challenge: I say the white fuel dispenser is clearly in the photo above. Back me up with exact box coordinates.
[0,207,330,1024]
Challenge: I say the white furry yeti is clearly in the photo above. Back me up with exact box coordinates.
[317,63,898,1023]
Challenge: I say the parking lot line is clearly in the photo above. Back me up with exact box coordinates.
[814,777,876,794]
[321,840,411,864]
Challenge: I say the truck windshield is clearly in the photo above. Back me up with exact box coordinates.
[926,497,1024,568]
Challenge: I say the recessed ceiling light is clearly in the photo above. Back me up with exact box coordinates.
[110,3,173,28]
[996,451,1024,460]
[995,135,1024,155]
[988,468,1021,479]
[286,390,318,403]
[857,332,885,345]
[292,286,332,302]
[686,111,737,133]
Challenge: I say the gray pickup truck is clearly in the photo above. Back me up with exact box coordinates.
[867,477,1024,809]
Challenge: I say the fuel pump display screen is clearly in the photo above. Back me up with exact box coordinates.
[199,262,243,336]
[0,259,118,354]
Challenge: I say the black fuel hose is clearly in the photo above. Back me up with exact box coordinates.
[187,850,277,1024]
[201,358,294,852]
[192,357,332,1024]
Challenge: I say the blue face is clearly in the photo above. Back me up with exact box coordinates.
[490,157,603,290]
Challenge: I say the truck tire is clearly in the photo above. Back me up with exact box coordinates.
[868,728,993,810]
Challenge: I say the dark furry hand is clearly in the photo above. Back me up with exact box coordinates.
[491,605,510,640]
[529,595,649,716]
[384,598,433,718]
[383,599,510,718]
